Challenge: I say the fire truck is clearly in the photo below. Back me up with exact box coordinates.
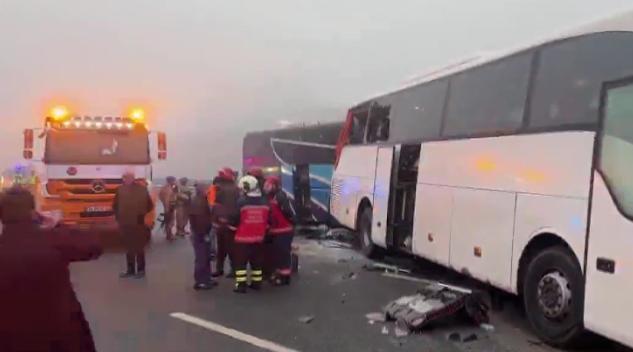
[22,106,167,229]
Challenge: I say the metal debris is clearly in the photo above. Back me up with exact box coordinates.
[366,312,387,322]
[383,283,489,333]
[363,262,412,275]
[480,323,495,332]
[342,272,357,280]
[298,315,315,324]
[462,333,478,343]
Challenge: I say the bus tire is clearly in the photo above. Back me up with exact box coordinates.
[358,207,382,259]
[523,245,585,348]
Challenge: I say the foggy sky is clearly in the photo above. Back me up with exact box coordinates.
[1,0,631,178]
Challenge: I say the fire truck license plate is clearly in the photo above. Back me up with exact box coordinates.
[86,206,110,213]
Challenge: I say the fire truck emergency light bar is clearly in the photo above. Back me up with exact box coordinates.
[48,116,139,130]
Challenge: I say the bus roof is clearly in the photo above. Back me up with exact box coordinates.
[353,7,633,110]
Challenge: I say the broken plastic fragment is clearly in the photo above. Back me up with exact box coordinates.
[365,312,387,322]
[381,326,389,335]
[298,315,314,324]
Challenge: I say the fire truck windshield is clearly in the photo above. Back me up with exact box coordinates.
[44,128,150,165]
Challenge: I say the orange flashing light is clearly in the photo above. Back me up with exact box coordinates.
[49,105,69,121]
[129,108,145,122]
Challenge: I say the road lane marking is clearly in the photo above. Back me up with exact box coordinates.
[170,312,301,352]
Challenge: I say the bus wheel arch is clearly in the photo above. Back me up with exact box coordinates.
[518,233,585,347]
[356,198,382,258]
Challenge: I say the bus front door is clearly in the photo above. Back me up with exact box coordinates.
[371,146,393,248]
[585,81,633,348]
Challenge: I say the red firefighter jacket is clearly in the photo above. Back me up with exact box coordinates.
[268,191,294,235]
[235,195,271,244]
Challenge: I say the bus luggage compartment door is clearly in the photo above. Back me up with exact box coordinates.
[371,146,393,249]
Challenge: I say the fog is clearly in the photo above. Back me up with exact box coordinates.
[0,0,631,178]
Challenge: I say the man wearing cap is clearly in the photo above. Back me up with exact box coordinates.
[0,186,102,352]
[113,170,154,278]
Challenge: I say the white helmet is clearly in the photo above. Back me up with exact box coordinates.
[238,175,261,196]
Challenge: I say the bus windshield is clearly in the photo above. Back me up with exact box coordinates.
[44,128,150,165]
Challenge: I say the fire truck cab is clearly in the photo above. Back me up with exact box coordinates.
[22,106,167,229]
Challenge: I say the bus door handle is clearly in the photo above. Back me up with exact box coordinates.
[596,257,615,274]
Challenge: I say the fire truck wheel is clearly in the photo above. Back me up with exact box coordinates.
[523,245,585,348]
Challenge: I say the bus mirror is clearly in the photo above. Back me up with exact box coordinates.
[157,132,167,160]
[23,129,34,159]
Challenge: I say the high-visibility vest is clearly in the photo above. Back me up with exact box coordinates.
[207,185,218,206]
[235,204,269,244]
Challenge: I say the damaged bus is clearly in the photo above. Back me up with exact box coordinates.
[330,12,633,348]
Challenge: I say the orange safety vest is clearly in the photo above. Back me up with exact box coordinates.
[235,204,270,244]
[207,185,218,206]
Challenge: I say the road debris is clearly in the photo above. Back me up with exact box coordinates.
[381,326,389,335]
[366,312,387,322]
[462,333,479,343]
[363,262,412,275]
[394,320,410,338]
[341,272,357,280]
[377,282,488,337]
[447,332,462,342]
[298,315,315,324]
[480,323,495,332]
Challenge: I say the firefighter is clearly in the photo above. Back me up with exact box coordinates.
[264,176,295,286]
[211,167,240,278]
[113,170,154,278]
[159,176,178,240]
[175,177,193,237]
[232,175,271,293]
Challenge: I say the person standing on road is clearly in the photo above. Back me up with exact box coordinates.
[264,176,295,286]
[188,182,217,290]
[233,175,271,293]
[0,186,102,352]
[159,176,178,240]
[211,168,240,278]
[175,177,193,237]
[113,170,154,279]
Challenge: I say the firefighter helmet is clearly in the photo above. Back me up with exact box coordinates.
[238,175,260,196]
[218,167,235,182]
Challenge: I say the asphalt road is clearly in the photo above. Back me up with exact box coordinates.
[71,232,628,352]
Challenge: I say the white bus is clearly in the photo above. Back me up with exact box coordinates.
[330,11,633,348]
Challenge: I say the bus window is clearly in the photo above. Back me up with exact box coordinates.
[443,52,531,137]
[599,81,633,217]
[530,32,633,129]
[366,104,391,143]
[349,112,369,144]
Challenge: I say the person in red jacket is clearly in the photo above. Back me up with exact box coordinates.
[0,186,102,352]
[232,175,270,293]
[264,176,295,286]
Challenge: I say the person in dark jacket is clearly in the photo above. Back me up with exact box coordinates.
[211,168,240,278]
[0,186,102,352]
[189,182,216,290]
[232,175,271,293]
[264,176,295,286]
[113,170,154,278]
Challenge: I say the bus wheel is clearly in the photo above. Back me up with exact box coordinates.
[523,246,585,347]
[358,207,382,259]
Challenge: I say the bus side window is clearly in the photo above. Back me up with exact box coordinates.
[367,105,391,143]
[350,114,368,145]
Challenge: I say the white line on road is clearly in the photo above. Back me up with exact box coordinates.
[170,312,301,352]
